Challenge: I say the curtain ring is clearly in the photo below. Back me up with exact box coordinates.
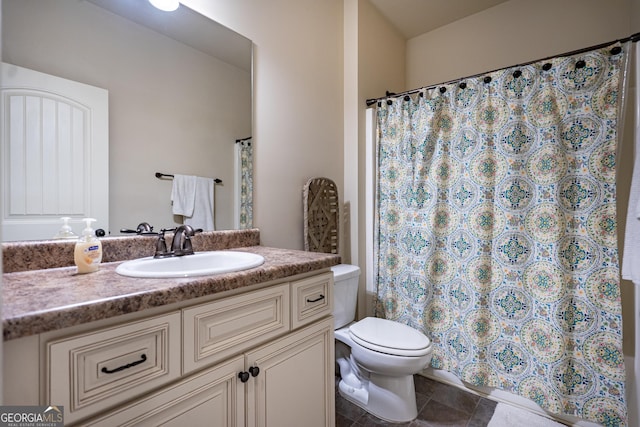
[575,60,586,69]
[483,76,492,84]
[542,63,552,71]
[513,70,522,78]
[459,82,466,89]
[439,87,447,94]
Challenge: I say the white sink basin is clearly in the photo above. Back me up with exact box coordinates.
[115,251,265,278]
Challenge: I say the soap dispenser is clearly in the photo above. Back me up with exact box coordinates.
[53,217,77,239]
[74,218,103,274]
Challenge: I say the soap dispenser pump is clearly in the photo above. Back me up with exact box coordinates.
[74,218,103,274]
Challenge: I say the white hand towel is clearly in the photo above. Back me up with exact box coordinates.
[184,176,215,231]
[171,174,197,217]
[622,42,640,283]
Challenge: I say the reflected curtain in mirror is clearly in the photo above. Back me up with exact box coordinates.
[237,138,253,229]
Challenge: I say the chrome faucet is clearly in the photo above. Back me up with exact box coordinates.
[153,225,202,258]
[170,225,198,257]
[136,222,153,233]
[120,222,154,235]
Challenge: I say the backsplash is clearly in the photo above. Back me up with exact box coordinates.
[2,229,261,273]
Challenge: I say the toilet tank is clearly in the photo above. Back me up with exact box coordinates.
[331,264,360,329]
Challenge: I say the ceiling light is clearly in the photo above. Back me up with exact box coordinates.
[149,0,180,12]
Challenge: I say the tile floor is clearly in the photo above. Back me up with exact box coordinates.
[335,374,497,427]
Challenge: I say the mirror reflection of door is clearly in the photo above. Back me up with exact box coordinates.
[2,0,252,240]
[1,62,109,240]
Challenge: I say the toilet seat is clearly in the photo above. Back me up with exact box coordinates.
[349,317,432,357]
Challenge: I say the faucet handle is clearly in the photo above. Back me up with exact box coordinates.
[182,227,202,255]
[153,229,173,258]
[183,228,203,254]
[182,235,194,255]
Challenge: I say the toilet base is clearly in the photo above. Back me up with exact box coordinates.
[337,366,418,422]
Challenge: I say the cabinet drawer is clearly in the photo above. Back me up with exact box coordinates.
[291,272,333,329]
[47,312,181,425]
[183,283,290,373]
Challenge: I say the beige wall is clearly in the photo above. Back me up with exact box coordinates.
[344,0,405,316]
[2,0,251,234]
[357,1,406,101]
[632,0,640,34]
[184,0,345,250]
[407,0,633,88]
[404,0,639,357]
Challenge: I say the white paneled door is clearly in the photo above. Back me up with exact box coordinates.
[1,62,108,240]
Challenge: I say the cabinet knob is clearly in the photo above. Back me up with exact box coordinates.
[238,371,250,383]
[249,366,260,377]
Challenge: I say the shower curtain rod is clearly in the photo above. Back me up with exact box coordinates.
[365,31,640,106]
[235,136,252,146]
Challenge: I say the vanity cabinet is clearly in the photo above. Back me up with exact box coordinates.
[84,318,333,427]
[3,271,335,427]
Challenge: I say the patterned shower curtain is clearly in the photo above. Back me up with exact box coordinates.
[375,43,629,426]
[238,138,253,229]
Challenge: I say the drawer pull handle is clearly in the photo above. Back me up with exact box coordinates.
[238,371,250,383]
[306,294,325,303]
[249,366,260,377]
[101,354,147,374]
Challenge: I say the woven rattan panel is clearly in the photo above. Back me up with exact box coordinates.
[303,177,339,254]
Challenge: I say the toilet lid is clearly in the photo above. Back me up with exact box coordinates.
[349,317,432,357]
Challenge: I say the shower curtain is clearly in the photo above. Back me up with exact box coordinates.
[375,42,629,426]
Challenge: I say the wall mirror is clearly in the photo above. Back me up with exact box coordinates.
[1,0,253,241]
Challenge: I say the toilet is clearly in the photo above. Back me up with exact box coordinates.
[331,264,433,423]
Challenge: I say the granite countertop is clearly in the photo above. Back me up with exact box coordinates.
[3,241,341,341]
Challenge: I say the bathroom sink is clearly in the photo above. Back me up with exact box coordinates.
[115,251,265,278]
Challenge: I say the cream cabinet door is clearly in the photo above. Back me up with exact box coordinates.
[245,317,334,427]
[84,355,245,427]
